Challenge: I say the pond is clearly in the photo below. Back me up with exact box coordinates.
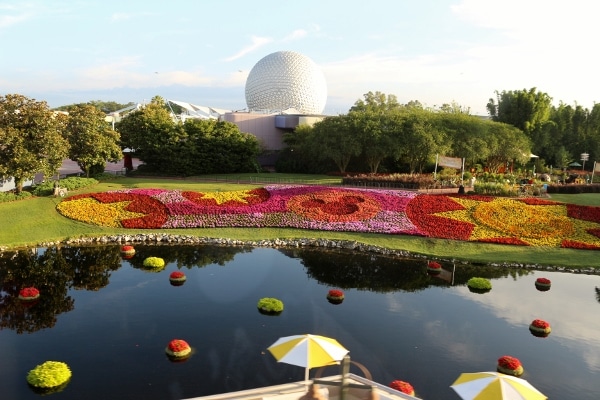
[1,244,599,399]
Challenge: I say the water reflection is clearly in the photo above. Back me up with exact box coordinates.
[0,244,598,400]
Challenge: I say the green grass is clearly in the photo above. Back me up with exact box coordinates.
[2,177,599,269]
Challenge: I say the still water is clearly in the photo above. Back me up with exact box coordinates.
[1,244,599,399]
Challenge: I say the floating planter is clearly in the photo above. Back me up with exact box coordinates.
[389,380,415,396]
[257,297,284,315]
[169,271,187,286]
[143,257,165,271]
[497,355,524,376]
[535,277,551,291]
[529,319,552,337]
[120,245,136,258]
[18,287,40,303]
[326,289,345,304]
[427,261,442,275]
[26,361,71,394]
[165,339,192,361]
[467,277,492,293]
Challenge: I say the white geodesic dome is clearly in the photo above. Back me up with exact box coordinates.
[245,51,327,114]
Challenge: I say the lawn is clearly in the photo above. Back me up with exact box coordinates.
[2,176,599,269]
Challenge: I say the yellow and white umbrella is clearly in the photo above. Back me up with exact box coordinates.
[451,372,547,400]
[267,334,349,382]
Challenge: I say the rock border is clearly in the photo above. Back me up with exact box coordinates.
[8,234,593,275]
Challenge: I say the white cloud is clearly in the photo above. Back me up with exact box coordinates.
[282,29,307,41]
[223,35,273,62]
[110,12,130,22]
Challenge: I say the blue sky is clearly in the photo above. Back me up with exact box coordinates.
[1,0,599,116]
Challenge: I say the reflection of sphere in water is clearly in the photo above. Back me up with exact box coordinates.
[245,51,327,114]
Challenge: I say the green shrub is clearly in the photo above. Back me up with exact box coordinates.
[257,297,284,313]
[467,277,492,291]
[0,190,32,203]
[31,177,98,196]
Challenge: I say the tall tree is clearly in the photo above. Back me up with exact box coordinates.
[64,104,122,177]
[349,91,402,113]
[311,115,361,174]
[0,94,69,193]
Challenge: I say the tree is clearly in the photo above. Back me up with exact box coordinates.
[64,104,122,177]
[349,91,402,113]
[483,121,530,173]
[0,94,69,193]
[116,96,185,172]
[397,110,448,173]
[311,115,361,174]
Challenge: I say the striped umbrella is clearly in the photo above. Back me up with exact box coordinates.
[451,372,547,400]
[267,334,349,382]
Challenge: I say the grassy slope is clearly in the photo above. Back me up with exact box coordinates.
[2,177,599,268]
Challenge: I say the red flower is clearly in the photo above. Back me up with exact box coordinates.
[328,289,344,298]
[121,245,134,251]
[427,261,441,269]
[19,287,40,298]
[168,339,190,352]
[536,277,551,285]
[170,271,186,279]
[531,319,550,329]
[390,380,414,394]
[497,355,521,370]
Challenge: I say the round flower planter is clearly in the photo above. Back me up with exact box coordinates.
[26,361,71,394]
[497,355,524,376]
[143,257,165,271]
[427,261,442,275]
[535,277,551,291]
[165,339,192,361]
[169,271,187,286]
[326,289,345,304]
[467,277,492,293]
[529,319,552,337]
[120,245,136,258]
[18,287,40,306]
[257,297,284,315]
[390,380,415,396]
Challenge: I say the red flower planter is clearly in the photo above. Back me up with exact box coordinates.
[18,287,40,305]
[535,277,551,291]
[390,380,415,396]
[165,339,191,361]
[326,289,345,304]
[169,271,187,286]
[497,355,523,376]
[427,261,442,275]
[120,245,136,259]
[529,319,552,337]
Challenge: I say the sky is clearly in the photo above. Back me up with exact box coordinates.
[1,0,599,116]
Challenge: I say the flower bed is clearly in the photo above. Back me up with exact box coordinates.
[497,355,524,376]
[169,271,186,286]
[326,289,345,304]
[165,339,191,361]
[257,297,284,315]
[55,186,600,250]
[529,319,552,337]
[26,361,71,392]
[467,277,492,293]
[535,277,552,291]
[389,380,415,396]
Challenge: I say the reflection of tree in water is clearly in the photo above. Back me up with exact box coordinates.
[63,245,122,290]
[595,287,600,303]
[280,249,532,293]
[123,244,252,271]
[0,246,122,334]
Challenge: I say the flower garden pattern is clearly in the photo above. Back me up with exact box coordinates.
[56,186,600,250]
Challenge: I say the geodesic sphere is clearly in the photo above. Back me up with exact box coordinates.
[245,51,327,114]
